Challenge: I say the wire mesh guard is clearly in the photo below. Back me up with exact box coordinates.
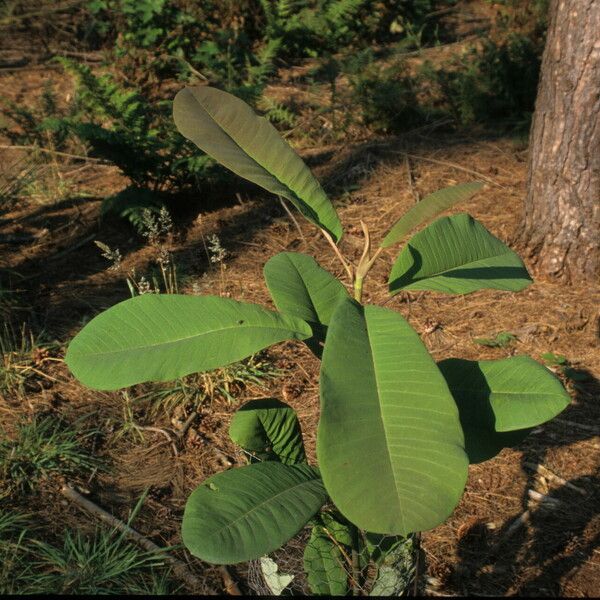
[246,523,417,596]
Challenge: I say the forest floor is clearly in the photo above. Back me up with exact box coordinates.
[1,56,599,596]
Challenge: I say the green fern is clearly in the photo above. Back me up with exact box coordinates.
[55,57,216,192]
[100,186,165,231]
[258,96,297,127]
[190,30,282,109]
[421,33,542,128]
[250,38,282,86]
[323,0,365,26]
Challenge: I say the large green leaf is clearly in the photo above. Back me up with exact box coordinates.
[388,213,532,295]
[318,298,468,535]
[381,182,483,248]
[304,526,349,596]
[229,398,306,465]
[173,86,342,240]
[438,356,570,463]
[264,252,348,356]
[66,294,311,391]
[182,462,327,564]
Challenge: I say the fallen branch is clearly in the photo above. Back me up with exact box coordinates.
[15,364,64,384]
[53,50,104,62]
[48,233,96,262]
[0,64,62,72]
[491,486,568,555]
[132,424,179,456]
[389,150,505,188]
[527,489,562,507]
[0,231,47,244]
[176,409,236,467]
[0,0,87,25]
[552,417,599,434]
[0,58,29,69]
[491,510,531,552]
[523,462,587,495]
[0,144,112,165]
[60,483,214,593]
[177,410,200,440]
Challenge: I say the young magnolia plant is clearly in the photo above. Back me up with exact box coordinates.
[66,86,570,593]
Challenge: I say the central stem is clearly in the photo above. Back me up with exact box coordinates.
[322,222,383,303]
[354,275,364,302]
[353,221,382,303]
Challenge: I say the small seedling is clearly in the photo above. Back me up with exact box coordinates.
[65,86,570,593]
[474,331,518,348]
[541,352,568,368]
[541,352,591,384]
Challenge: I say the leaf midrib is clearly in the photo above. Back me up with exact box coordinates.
[76,322,307,360]
[202,469,321,541]
[406,247,518,281]
[456,387,566,399]
[196,93,305,207]
[363,311,407,533]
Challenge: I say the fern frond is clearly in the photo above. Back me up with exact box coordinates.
[277,0,305,19]
[259,0,276,28]
[249,38,281,86]
[101,186,165,232]
[323,0,366,24]
[259,97,297,126]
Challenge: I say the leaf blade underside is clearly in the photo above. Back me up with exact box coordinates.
[66,294,311,390]
[173,86,342,240]
[389,213,532,295]
[318,298,469,535]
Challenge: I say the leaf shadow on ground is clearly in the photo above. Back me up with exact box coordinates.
[3,130,510,342]
[450,368,600,596]
[2,179,286,337]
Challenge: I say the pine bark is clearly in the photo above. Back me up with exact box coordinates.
[521,0,600,283]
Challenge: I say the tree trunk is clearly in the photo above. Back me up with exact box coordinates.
[520,0,600,283]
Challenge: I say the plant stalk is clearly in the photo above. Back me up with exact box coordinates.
[278,196,307,246]
[321,228,353,283]
[353,276,364,302]
[352,222,383,303]
[413,532,422,596]
[351,549,361,595]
